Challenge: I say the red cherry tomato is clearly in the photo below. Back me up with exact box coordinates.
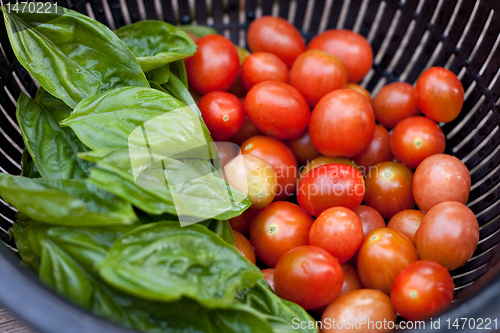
[274,245,343,310]
[261,268,275,291]
[297,163,365,217]
[415,201,479,271]
[290,49,347,107]
[229,116,263,145]
[387,209,424,246]
[340,264,363,295]
[357,228,418,294]
[249,201,313,267]
[353,124,393,173]
[372,82,420,129]
[321,289,396,333]
[233,230,256,264]
[364,161,415,220]
[416,66,464,123]
[308,29,373,83]
[241,135,299,200]
[284,130,321,166]
[345,83,372,103]
[351,205,386,238]
[247,16,305,68]
[309,207,363,264]
[229,207,260,235]
[391,260,454,321]
[240,52,289,91]
[198,91,245,140]
[245,81,310,140]
[413,154,471,212]
[185,34,239,94]
[390,116,446,170]
[309,89,375,157]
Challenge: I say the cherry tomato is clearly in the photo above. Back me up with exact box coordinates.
[241,135,299,200]
[340,264,363,295]
[413,154,471,212]
[245,81,310,140]
[290,49,347,107]
[297,163,365,217]
[229,116,263,145]
[345,83,372,103]
[390,116,446,170]
[185,34,239,94]
[308,29,373,83]
[198,91,245,140]
[357,228,418,294]
[233,230,256,264]
[415,201,479,271]
[299,156,360,180]
[214,141,240,169]
[351,205,386,238]
[372,82,420,129]
[247,16,306,68]
[274,245,343,310]
[241,52,289,91]
[229,207,260,235]
[310,89,375,157]
[364,161,415,219]
[321,289,396,333]
[353,124,393,173]
[387,209,424,246]
[249,201,313,267]
[261,268,275,291]
[284,130,321,166]
[309,207,363,264]
[224,154,277,209]
[416,66,464,123]
[391,260,454,321]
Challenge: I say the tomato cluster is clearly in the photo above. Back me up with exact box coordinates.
[185,16,477,330]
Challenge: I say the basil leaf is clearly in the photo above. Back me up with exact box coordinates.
[115,20,197,72]
[146,64,170,85]
[17,89,93,179]
[12,222,47,271]
[98,222,262,308]
[180,25,217,39]
[201,219,235,245]
[169,59,188,88]
[20,149,40,178]
[0,173,137,226]
[1,4,148,108]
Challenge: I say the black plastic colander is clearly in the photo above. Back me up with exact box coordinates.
[0,0,499,332]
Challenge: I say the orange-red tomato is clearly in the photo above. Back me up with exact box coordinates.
[351,205,386,238]
[340,263,363,295]
[387,209,424,245]
[233,230,256,264]
[345,83,372,103]
[372,82,420,129]
[353,124,393,173]
[198,91,245,140]
[229,207,260,235]
[241,51,289,91]
[357,228,418,294]
[284,130,321,166]
[229,116,263,145]
[261,268,275,291]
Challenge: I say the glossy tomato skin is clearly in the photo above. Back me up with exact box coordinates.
[308,29,373,83]
[297,163,365,217]
[416,67,464,123]
[241,52,289,91]
[229,116,263,145]
[198,91,245,140]
[413,154,471,212]
[390,116,446,170]
[309,207,363,264]
[372,82,420,129]
[245,81,310,140]
[391,260,454,321]
[364,161,415,220]
[415,201,479,271]
[185,34,239,94]
[274,245,344,310]
[284,130,321,166]
[357,228,418,294]
[261,268,275,291]
[247,16,305,68]
[351,205,386,238]
[290,50,347,107]
[340,264,363,295]
[310,89,375,157]
[241,135,299,200]
[299,156,360,180]
[233,230,256,264]
[353,124,393,173]
[345,83,372,103]
[387,209,424,246]
[229,207,260,235]
[249,201,313,267]
[321,289,396,333]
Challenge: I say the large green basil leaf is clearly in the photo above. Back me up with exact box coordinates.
[0,173,137,226]
[115,20,197,73]
[1,4,149,108]
[98,222,262,308]
[17,89,92,179]
[12,221,48,271]
[239,280,318,333]
[169,59,189,88]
